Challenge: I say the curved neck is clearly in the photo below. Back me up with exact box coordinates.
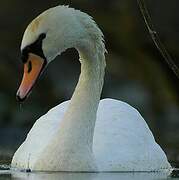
[58,43,106,152]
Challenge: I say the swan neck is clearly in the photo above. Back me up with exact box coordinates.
[59,45,105,151]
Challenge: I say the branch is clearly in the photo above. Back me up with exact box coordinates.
[137,0,179,79]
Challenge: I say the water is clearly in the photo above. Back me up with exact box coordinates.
[0,171,174,180]
[0,167,178,180]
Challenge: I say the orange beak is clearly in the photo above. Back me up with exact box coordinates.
[16,53,45,101]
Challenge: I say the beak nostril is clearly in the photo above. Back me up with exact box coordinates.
[27,61,32,73]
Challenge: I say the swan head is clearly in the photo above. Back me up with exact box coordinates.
[16,5,104,101]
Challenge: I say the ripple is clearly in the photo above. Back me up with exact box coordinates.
[170,168,179,178]
[0,164,10,171]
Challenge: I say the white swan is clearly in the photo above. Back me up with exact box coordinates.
[11,5,171,172]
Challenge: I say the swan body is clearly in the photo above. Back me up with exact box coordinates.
[12,99,171,171]
[11,5,171,172]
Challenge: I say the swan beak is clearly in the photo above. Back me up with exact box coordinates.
[16,53,45,101]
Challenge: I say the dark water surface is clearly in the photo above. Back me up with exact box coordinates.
[0,168,179,180]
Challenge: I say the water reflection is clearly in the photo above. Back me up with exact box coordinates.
[0,170,173,180]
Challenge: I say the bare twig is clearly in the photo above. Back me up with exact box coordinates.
[137,0,179,79]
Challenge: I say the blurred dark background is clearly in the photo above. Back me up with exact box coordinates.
[0,0,178,167]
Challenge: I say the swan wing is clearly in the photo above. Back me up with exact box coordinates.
[93,98,171,171]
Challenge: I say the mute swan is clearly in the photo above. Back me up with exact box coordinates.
[11,5,171,172]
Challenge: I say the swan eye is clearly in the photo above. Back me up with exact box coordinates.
[27,60,32,73]
[39,33,46,40]
[21,33,46,63]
